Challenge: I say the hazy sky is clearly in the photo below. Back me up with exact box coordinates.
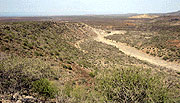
[0,0,180,16]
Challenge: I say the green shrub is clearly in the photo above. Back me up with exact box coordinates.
[34,51,43,56]
[0,56,57,94]
[146,51,150,54]
[163,56,169,60]
[176,72,180,75]
[89,71,97,78]
[97,68,173,103]
[62,64,72,70]
[89,72,95,78]
[1,45,10,51]
[62,83,103,103]
[33,78,58,98]
[170,47,176,52]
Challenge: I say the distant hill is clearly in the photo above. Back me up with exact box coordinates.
[128,10,180,19]
[167,10,180,16]
[129,14,159,19]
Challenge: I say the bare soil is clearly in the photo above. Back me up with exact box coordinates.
[91,28,180,71]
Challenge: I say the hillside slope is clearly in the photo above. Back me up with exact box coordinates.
[0,21,97,102]
[0,21,180,102]
[0,21,97,66]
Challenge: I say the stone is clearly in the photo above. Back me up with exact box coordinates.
[21,96,37,103]
[12,92,20,100]
[1,100,11,103]
[16,100,22,103]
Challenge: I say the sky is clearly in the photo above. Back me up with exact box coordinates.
[0,0,180,16]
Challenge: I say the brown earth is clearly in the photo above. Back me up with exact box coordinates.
[91,28,180,71]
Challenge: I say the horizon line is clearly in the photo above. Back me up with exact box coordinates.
[0,10,179,17]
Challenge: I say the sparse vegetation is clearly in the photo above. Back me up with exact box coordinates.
[106,26,180,63]
[0,18,180,102]
[32,78,58,98]
[0,21,94,68]
[97,68,173,103]
[0,56,59,99]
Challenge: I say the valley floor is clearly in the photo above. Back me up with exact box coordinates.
[91,28,180,71]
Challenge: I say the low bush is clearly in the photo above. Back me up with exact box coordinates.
[0,56,57,94]
[62,64,72,70]
[60,84,103,103]
[163,56,169,60]
[96,67,173,103]
[32,78,58,98]
[89,72,96,78]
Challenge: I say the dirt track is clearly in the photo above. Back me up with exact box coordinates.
[92,29,180,72]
